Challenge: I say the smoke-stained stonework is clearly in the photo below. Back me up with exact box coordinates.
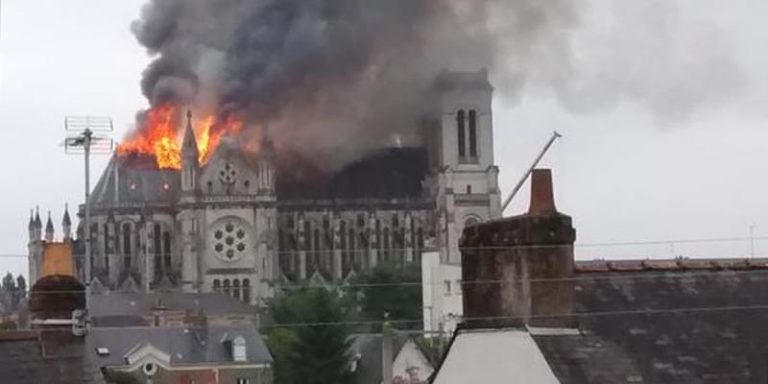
[24,71,502,305]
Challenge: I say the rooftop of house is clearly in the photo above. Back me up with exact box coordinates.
[349,333,435,384]
[89,292,257,326]
[87,324,272,368]
[442,257,768,383]
[0,329,103,384]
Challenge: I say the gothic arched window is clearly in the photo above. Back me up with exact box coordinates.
[233,279,241,300]
[223,279,231,296]
[469,109,478,159]
[153,224,162,275]
[243,279,251,303]
[122,223,132,269]
[457,110,466,159]
[163,232,172,269]
[213,279,221,291]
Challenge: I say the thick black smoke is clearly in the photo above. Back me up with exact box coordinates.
[131,0,518,169]
[131,0,745,168]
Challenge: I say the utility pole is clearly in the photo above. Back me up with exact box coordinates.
[65,116,113,315]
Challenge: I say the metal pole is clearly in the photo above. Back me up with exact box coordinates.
[501,131,562,213]
[83,129,92,311]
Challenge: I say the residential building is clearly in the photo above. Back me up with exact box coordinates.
[433,168,768,383]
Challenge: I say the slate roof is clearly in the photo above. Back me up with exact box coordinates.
[277,147,430,200]
[350,333,412,384]
[0,330,104,384]
[91,155,180,206]
[89,292,258,319]
[87,325,273,368]
[539,258,768,383]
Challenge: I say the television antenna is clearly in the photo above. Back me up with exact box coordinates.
[64,116,113,315]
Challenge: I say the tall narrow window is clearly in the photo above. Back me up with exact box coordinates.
[91,225,98,272]
[457,110,466,159]
[213,279,221,291]
[153,224,162,275]
[163,232,172,269]
[122,223,132,268]
[243,279,251,303]
[349,228,356,269]
[340,221,348,272]
[304,221,312,251]
[383,228,390,261]
[223,279,231,296]
[313,229,320,270]
[103,224,110,275]
[233,279,241,300]
[469,110,478,158]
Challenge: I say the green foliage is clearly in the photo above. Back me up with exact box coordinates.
[103,370,142,384]
[0,320,16,330]
[353,263,422,330]
[266,287,353,384]
[1,273,14,291]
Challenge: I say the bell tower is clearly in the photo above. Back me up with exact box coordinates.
[431,69,502,263]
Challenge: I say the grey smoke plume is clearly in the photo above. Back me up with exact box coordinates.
[130,0,515,169]
[131,0,745,168]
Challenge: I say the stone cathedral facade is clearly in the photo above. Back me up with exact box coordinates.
[28,70,502,306]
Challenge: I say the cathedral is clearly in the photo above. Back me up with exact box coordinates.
[28,70,502,306]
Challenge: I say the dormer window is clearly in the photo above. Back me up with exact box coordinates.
[233,336,247,362]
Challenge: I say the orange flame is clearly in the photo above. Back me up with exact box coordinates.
[117,105,243,169]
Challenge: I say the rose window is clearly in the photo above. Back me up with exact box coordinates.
[210,218,249,261]
[218,163,238,185]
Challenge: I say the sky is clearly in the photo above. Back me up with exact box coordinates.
[1,0,767,277]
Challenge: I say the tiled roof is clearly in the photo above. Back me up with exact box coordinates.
[0,330,104,384]
[87,325,272,368]
[89,292,257,319]
[537,258,768,383]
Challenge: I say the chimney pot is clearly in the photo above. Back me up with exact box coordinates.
[528,169,557,216]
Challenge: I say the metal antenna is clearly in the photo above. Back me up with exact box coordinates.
[65,116,113,316]
[501,131,562,214]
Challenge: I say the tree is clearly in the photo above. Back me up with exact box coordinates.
[266,287,353,384]
[1,273,15,311]
[13,275,26,308]
[353,263,423,330]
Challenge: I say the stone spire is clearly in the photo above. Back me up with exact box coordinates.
[28,209,36,241]
[181,109,199,193]
[182,109,199,165]
[44,211,55,242]
[62,203,72,241]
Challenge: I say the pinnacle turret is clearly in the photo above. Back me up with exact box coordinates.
[62,203,72,240]
[182,109,199,163]
[28,209,35,231]
[44,211,54,242]
[34,207,42,229]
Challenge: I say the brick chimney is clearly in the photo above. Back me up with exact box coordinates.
[460,169,576,329]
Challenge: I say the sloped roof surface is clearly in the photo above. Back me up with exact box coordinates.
[91,155,180,205]
[0,330,104,384]
[277,147,429,200]
[90,292,257,318]
[87,324,272,367]
[540,259,768,383]
[432,329,560,384]
[350,333,412,384]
